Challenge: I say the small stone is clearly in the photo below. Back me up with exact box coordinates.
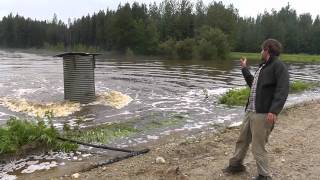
[224,152,228,156]
[72,173,80,179]
[156,157,166,164]
[281,157,286,162]
[102,167,107,170]
[205,156,215,161]
[166,166,180,175]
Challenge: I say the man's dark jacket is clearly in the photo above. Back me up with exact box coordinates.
[242,56,289,115]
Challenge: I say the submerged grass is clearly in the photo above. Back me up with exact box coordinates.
[63,114,186,144]
[0,111,187,154]
[290,80,319,93]
[230,52,320,63]
[219,80,320,106]
[62,122,140,144]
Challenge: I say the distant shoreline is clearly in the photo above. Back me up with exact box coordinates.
[2,48,320,63]
[230,52,320,63]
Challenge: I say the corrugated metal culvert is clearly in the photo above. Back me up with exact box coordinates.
[55,52,101,104]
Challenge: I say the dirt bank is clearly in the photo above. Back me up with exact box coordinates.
[57,101,320,180]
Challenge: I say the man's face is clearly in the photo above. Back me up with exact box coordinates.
[261,48,269,61]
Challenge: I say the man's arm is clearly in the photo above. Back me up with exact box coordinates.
[242,67,254,88]
[240,57,254,88]
[269,61,289,115]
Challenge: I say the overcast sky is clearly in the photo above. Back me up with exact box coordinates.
[0,0,319,23]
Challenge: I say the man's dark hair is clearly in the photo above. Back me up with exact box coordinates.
[261,39,282,57]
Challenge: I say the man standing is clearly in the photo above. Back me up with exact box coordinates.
[223,39,289,180]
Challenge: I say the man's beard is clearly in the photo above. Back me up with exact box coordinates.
[261,55,269,62]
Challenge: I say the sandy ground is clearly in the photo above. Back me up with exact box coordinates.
[56,101,320,180]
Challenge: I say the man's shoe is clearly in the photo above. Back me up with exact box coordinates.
[222,164,246,174]
[253,175,272,180]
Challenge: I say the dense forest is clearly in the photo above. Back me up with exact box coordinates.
[0,0,320,59]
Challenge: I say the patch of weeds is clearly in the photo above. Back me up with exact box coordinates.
[218,87,250,106]
[0,116,78,154]
[290,80,319,93]
[219,80,320,106]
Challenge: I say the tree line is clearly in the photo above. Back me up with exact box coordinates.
[0,0,320,59]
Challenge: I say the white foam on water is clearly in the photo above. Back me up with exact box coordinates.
[56,87,64,93]
[0,112,8,117]
[0,173,17,180]
[229,121,243,127]
[21,161,58,174]
[0,97,81,118]
[12,88,40,98]
[285,91,320,108]
[26,161,39,165]
[207,87,230,96]
[155,114,239,136]
[81,154,92,158]
[0,89,133,120]
[147,135,159,140]
[93,90,133,109]
[147,88,231,115]
[104,111,132,118]
[1,151,93,175]
[151,101,176,108]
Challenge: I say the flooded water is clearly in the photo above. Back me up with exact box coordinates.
[1,49,320,134]
[1,49,320,178]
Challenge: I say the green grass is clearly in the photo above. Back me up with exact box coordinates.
[63,114,186,144]
[218,87,250,106]
[0,117,78,154]
[290,80,319,93]
[219,80,320,106]
[63,122,140,144]
[0,111,187,155]
[230,52,320,63]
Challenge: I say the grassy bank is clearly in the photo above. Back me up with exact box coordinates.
[219,80,320,106]
[0,117,78,154]
[0,113,186,155]
[230,52,320,63]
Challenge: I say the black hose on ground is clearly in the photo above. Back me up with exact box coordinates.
[57,136,150,171]
[58,137,139,153]
[83,148,150,171]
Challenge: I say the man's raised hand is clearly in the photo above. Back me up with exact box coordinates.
[240,56,247,68]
